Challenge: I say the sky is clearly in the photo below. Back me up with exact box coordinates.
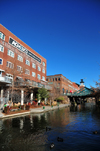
[0,0,100,88]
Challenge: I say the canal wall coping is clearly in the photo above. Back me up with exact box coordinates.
[0,104,70,119]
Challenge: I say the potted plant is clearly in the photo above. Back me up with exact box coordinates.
[4,106,10,114]
[25,105,30,110]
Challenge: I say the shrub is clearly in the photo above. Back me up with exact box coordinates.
[4,106,10,114]
[25,105,30,110]
[57,96,64,102]
[21,105,24,110]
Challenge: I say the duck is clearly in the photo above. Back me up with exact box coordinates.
[50,143,54,149]
[57,137,63,142]
[93,131,98,134]
[46,127,52,131]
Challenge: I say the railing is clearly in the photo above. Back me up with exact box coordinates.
[0,76,12,84]
[14,81,52,90]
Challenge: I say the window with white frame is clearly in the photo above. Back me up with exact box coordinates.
[38,66,41,71]
[37,74,41,80]
[25,69,30,75]
[17,55,23,62]
[0,32,5,40]
[6,61,14,68]
[0,58,3,65]
[0,45,4,52]
[8,50,14,58]
[42,68,45,73]
[32,72,36,77]
[42,76,45,81]
[17,65,22,72]
[32,63,36,69]
[26,59,30,66]
[43,62,45,66]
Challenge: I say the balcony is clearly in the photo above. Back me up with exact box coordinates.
[14,79,52,90]
[0,76,12,84]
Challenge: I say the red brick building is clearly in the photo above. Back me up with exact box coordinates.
[46,74,79,95]
[0,24,50,105]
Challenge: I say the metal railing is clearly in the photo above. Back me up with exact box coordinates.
[14,80,52,90]
[0,76,12,84]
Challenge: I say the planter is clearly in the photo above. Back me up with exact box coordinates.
[21,105,24,110]
[43,106,45,109]
[11,106,18,109]
[4,106,10,114]
[25,105,30,110]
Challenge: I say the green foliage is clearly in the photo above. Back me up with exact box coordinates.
[56,96,64,102]
[36,93,41,101]
[37,88,49,101]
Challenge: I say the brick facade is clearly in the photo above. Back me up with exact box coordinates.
[46,74,79,94]
[0,24,47,86]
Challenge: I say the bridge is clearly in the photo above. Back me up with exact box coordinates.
[62,87,95,105]
[67,87,94,97]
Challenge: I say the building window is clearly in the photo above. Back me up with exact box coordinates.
[6,61,14,68]
[17,55,23,62]
[42,68,45,73]
[32,72,36,77]
[43,62,45,66]
[32,63,36,69]
[55,78,57,81]
[17,65,22,72]
[0,45,4,52]
[0,58,3,65]
[0,32,5,40]
[38,66,41,71]
[25,69,30,75]
[62,88,64,94]
[8,50,14,58]
[37,74,41,80]
[42,76,45,81]
[66,90,68,93]
[58,78,60,81]
[26,59,30,66]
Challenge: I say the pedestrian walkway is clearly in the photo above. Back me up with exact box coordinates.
[0,104,70,119]
[30,104,70,113]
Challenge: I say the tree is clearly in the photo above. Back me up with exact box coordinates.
[37,87,49,101]
[49,82,60,104]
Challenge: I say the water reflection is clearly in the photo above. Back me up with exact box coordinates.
[0,102,100,151]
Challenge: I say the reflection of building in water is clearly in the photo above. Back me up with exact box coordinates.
[47,108,71,127]
[20,118,24,130]
[30,114,33,128]
[0,120,3,133]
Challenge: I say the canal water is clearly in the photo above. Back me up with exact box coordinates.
[0,102,100,151]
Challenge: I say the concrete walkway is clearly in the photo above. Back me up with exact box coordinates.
[30,104,70,113]
[0,104,70,119]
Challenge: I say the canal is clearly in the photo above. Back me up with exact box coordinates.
[0,102,100,151]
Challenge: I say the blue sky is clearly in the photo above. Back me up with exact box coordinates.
[0,0,100,88]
